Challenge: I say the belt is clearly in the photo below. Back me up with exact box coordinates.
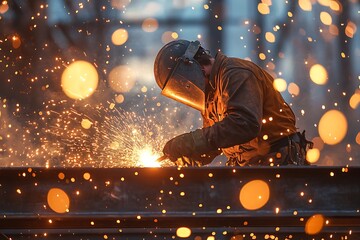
[269,133,301,153]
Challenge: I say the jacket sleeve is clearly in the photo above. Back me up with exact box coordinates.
[203,69,264,149]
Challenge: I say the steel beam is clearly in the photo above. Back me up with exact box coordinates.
[0,166,359,239]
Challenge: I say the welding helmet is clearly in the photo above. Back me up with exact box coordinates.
[154,40,205,113]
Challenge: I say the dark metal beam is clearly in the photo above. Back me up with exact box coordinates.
[0,166,359,239]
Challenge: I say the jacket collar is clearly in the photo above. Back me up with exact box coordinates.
[209,52,226,90]
[206,52,226,101]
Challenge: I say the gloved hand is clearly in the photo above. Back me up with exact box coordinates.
[163,129,217,166]
[163,132,195,159]
[173,156,201,167]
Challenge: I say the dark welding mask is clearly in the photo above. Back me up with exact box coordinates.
[154,40,205,113]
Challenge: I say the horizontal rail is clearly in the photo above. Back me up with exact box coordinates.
[0,166,359,239]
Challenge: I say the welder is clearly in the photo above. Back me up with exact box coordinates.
[154,40,313,167]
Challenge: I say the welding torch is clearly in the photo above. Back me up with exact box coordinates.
[156,155,168,162]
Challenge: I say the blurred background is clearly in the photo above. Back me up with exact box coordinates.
[0,0,359,167]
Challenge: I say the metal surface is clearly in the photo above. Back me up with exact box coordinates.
[0,166,359,239]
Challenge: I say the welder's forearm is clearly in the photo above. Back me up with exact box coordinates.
[202,113,261,149]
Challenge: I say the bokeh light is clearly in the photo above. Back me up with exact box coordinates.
[230,235,244,240]
[318,110,348,145]
[305,214,325,235]
[176,227,192,238]
[320,12,332,25]
[81,118,93,129]
[345,21,357,38]
[58,172,65,180]
[299,0,312,11]
[288,82,300,96]
[309,64,328,85]
[0,1,9,14]
[356,132,360,145]
[330,0,341,11]
[265,32,276,43]
[171,32,179,39]
[239,180,270,210]
[115,94,125,103]
[142,18,159,32]
[306,148,320,163]
[12,35,21,49]
[259,53,266,60]
[258,3,270,15]
[273,78,287,92]
[108,65,136,92]
[329,24,339,36]
[47,188,70,213]
[61,61,99,100]
[317,0,331,6]
[110,0,131,10]
[349,90,360,109]
[83,172,91,180]
[161,31,179,43]
[111,28,128,45]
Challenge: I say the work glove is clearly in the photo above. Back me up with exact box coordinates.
[163,129,217,166]
[173,156,202,167]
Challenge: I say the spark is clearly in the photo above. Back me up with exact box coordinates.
[136,146,161,167]
[44,102,172,167]
[0,99,174,167]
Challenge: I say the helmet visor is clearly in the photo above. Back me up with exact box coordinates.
[161,60,205,113]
